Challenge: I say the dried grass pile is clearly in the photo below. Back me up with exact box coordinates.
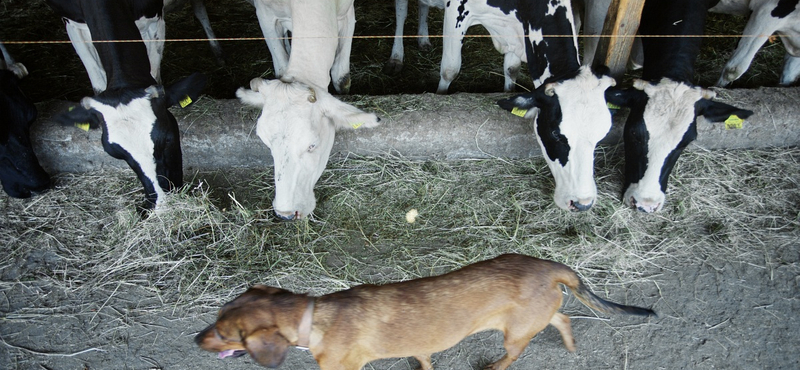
[1,148,797,311]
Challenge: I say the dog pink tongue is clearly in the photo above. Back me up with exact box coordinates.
[218,349,237,359]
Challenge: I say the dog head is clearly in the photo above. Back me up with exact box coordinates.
[195,285,302,368]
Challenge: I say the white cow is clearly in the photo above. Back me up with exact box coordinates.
[385,0,445,74]
[711,0,800,86]
[244,0,354,94]
[237,0,380,220]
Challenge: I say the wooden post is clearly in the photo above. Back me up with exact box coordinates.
[591,0,646,79]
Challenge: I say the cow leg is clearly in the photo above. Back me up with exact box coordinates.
[779,53,800,86]
[65,20,107,93]
[716,8,779,87]
[190,0,225,66]
[503,52,521,92]
[581,0,612,66]
[437,5,468,94]
[417,1,432,49]
[136,16,165,84]
[254,0,290,79]
[386,0,409,74]
[331,4,355,94]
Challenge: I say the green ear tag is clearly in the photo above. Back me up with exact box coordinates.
[75,123,90,131]
[725,115,743,130]
[179,95,193,108]
[607,102,621,110]
[350,122,364,129]
[511,107,528,117]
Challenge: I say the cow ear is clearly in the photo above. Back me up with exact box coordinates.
[237,87,266,109]
[319,92,381,131]
[696,99,754,123]
[245,329,291,368]
[497,93,538,119]
[55,104,103,130]
[165,72,207,108]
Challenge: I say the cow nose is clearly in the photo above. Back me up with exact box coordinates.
[569,199,594,212]
[274,210,300,221]
[630,197,660,213]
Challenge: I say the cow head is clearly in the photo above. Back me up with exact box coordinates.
[605,78,753,213]
[498,66,616,212]
[237,77,380,220]
[57,73,206,210]
[0,69,51,198]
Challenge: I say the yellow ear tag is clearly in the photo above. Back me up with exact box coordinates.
[725,115,743,130]
[511,107,528,117]
[75,123,90,131]
[179,95,193,108]
[607,102,621,110]
[350,122,364,129]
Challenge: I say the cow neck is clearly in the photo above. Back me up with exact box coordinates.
[83,1,158,90]
[639,0,715,83]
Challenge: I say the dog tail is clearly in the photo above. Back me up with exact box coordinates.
[560,267,656,317]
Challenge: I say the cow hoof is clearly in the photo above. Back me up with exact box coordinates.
[383,59,404,75]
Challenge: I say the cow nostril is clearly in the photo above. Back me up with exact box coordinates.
[569,200,594,212]
[274,211,297,221]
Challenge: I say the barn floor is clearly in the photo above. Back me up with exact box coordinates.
[2,149,798,370]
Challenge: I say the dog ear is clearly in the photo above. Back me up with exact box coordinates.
[245,328,291,368]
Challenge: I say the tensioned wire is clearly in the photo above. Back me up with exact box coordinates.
[0,33,783,45]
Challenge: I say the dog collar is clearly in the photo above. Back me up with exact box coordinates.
[296,298,315,350]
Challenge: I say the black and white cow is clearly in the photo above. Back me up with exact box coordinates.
[605,0,754,213]
[47,0,206,210]
[237,0,380,220]
[243,0,354,94]
[0,42,51,198]
[711,0,800,86]
[496,0,617,212]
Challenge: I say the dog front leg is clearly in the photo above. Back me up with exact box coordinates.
[414,354,433,370]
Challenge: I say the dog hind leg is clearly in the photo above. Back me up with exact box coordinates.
[548,312,576,352]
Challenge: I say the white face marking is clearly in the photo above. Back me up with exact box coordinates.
[534,67,615,211]
[84,96,164,204]
[624,79,705,212]
[238,78,379,220]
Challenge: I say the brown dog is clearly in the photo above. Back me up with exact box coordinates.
[195,254,655,369]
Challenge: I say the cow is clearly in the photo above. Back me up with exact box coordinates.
[0,42,51,199]
[604,0,754,213]
[243,0,353,94]
[495,0,617,212]
[711,0,800,87]
[47,0,206,210]
[236,0,380,221]
[385,0,445,74]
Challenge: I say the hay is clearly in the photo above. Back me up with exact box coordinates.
[2,148,798,311]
